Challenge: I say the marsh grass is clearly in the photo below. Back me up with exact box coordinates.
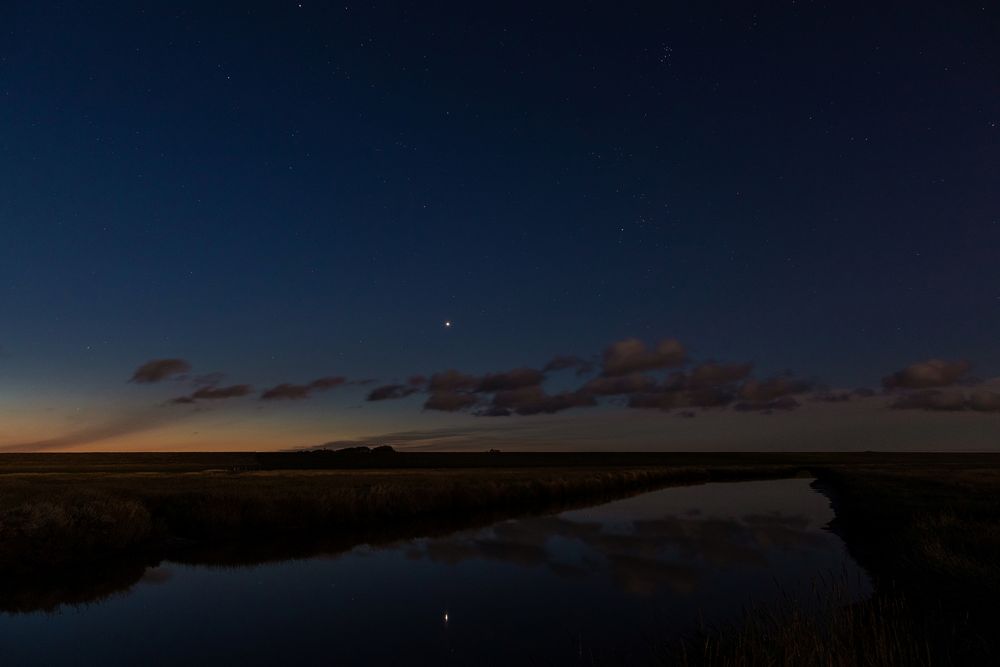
[5,453,1000,661]
[819,467,1000,601]
[0,460,821,613]
[666,578,935,667]
[0,465,804,575]
[664,464,1000,666]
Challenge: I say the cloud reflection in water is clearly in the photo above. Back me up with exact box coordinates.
[405,482,835,596]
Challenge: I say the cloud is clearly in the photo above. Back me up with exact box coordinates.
[491,386,542,410]
[424,391,479,412]
[315,338,791,419]
[191,372,226,387]
[740,375,813,409]
[601,338,687,376]
[421,368,548,410]
[542,355,594,375]
[367,375,429,401]
[491,386,597,416]
[627,386,737,411]
[687,362,753,388]
[296,399,1000,453]
[406,506,832,597]
[581,373,658,396]
[311,377,351,390]
[367,384,420,401]
[890,390,966,411]
[301,421,551,451]
[191,384,254,400]
[890,388,1000,413]
[970,390,1000,412]
[427,370,480,392]
[129,359,191,384]
[259,384,313,401]
[170,384,254,404]
[1,410,191,452]
[627,392,677,410]
[475,405,514,417]
[475,368,545,392]
[124,337,994,435]
[811,391,853,403]
[622,362,753,412]
[882,359,972,390]
[812,388,875,403]
[733,396,802,413]
[260,376,348,401]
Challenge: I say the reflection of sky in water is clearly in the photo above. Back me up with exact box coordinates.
[409,478,847,598]
[0,479,868,666]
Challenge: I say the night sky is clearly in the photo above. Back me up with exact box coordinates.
[2,2,998,451]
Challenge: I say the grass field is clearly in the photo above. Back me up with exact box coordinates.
[2,451,999,663]
[666,460,1000,666]
[0,452,822,574]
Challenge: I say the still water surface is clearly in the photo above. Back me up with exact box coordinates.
[0,478,868,665]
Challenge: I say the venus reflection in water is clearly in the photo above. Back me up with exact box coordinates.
[0,478,867,666]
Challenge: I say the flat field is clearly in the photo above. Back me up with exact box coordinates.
[2,451,999,664]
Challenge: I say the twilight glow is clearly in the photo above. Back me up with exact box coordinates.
[1,2,998,452]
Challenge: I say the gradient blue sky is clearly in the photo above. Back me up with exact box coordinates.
[1,2,998,451]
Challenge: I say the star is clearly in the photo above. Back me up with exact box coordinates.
[444,320,452,328]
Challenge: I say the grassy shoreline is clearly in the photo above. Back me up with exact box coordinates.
[4,451,1000,663]
[0,456,814,613]
[0,457,814,576]
[674,463,1000,665]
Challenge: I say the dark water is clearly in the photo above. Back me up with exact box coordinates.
[0,478,868,665]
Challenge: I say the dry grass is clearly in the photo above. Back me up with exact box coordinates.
[5,452,1000,662]
[668,580,933,667]
[664,463,1000,666]
[819,466,1000,600]
[0,465,803,573]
